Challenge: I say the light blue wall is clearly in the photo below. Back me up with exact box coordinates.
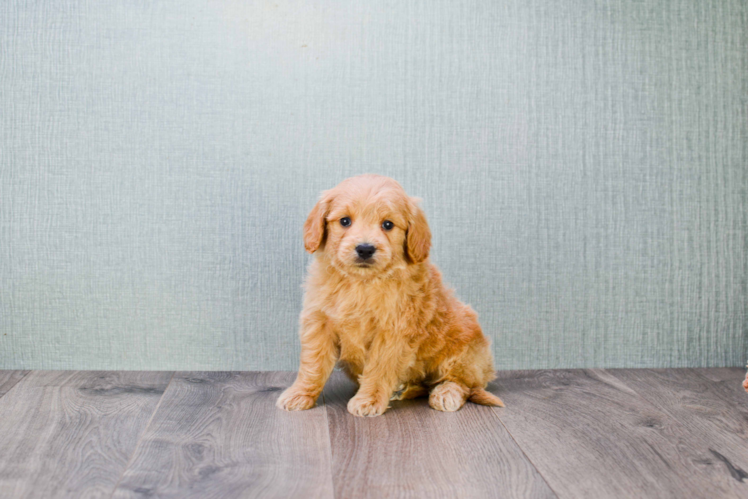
[1,0,746,370]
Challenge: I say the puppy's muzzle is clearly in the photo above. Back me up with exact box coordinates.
[355,243,376,262]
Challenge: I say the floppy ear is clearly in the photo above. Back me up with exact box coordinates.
[405,197,431,263]
[303,193,331,253]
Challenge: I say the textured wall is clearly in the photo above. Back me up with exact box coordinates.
[1,0,746,370]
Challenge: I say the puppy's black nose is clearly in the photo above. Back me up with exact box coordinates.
[355,244,376,260]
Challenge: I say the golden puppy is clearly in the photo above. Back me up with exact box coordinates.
[277,174,503,416]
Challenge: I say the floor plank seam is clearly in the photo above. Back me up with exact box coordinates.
[108,371,176,499]
[488,393,561,499]
[0,370,32,401]
[320,390,337,498]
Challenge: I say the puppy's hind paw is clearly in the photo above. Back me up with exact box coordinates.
[276,388,317,411]
[429,381,469,412]
[391,383,429,401]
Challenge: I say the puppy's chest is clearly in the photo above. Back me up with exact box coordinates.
[322,282,403,351]
[336,318,377,363]
[323,280,402,324]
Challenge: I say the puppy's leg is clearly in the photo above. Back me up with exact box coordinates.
[429,381,470,412]
[277,313,337,411]
[348,331,419,417]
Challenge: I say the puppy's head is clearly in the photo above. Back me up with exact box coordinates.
[304,174,431,277]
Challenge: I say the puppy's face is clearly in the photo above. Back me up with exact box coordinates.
[303,175,431,277]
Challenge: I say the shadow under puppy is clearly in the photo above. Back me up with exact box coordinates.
[277,174,503,417]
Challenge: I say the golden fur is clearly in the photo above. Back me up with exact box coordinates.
[277,174,503,416]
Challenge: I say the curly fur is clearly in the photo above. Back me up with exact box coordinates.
[277,174,503,416]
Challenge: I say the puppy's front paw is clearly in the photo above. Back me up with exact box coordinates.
[347,394,388,417]
[277,387,317,411]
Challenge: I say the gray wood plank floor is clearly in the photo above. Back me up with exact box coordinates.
[0,368,745,498]
[492,369,747,498]
[607,368,748,496]
[0,371,173,499]
[324,372,555,498]
[113,372,334,499]
[0,370,29,398]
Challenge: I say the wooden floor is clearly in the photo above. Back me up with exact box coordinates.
[0,369,746,498]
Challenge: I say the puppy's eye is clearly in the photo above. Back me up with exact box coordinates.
[340,217,352,227]
[381,220,394,231]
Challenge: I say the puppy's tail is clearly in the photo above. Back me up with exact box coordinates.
[469,387,505,407]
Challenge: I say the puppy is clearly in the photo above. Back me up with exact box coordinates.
[277,174,503,416]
